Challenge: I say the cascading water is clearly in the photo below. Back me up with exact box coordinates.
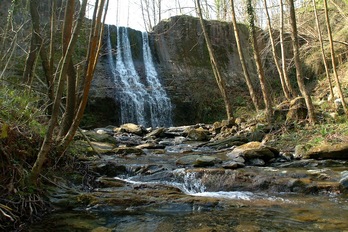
[108,26,148,126]
[142,31,172,127]
[107,26,172,127]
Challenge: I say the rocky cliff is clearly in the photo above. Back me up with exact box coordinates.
[87,15,277,127]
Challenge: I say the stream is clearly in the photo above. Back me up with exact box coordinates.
[29,127,348,231]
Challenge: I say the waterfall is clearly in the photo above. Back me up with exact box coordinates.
[142,31,172,127]
[107,26,172,127]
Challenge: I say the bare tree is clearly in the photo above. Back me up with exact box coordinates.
[323,0,348,114]
[247,0,273,123]
[312,0,334,101]
[287,0,316,123]
[195,0,234,119]
[30,0,109,183]
[330,0,348,22]
[229,0,260,111]
[279,0,296,97]
[263,0,291,101]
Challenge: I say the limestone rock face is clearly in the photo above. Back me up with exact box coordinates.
[89,15,279,126]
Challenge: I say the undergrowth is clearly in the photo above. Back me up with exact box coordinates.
[0,82,49,231]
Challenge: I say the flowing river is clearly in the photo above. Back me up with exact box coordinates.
[29,136,348,231]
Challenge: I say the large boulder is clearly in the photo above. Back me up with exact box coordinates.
[303,143,348,160]
[227,141,279,164]
[186,127,209,141]
[286,97,308,122]
[120,123,145,135]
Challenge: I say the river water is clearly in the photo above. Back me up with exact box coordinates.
[29,145,348,232]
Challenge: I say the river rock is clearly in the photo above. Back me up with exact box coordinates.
[176,155,201,166]
[203,135,249,150]
[227,142,277,162]
[92,163,128,177]
[84,130,117,144]
[303,143,348,160]
[135,142,164,149]
[112,147,144,156]
[222,161,245,169]
[193,156,220,167]
[89,141,115,154]
[114,133,143,146]
[144,127,166,138]
[187,127,209,141]
[247,158,265,166]
[120,123,145,135]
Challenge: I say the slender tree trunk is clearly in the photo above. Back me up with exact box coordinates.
[60,0,77,137]
[30,0,88,183]
[312,0,334,101]
[195,0,233,119]
[23,34,38,85]
[287,0,316,124]
[279,0,296,97]
[247,0,273,123]
[59,0,109,151]
[263,0,291,101]
[26,0,54,114]
[323,0,348,114]
[229,0,260,111]
[48,0,56,115]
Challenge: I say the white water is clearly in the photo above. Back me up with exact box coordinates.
[142,31,172,127]
[114,169,287,202]
[107,26,172,127]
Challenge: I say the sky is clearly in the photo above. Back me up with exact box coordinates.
[86,0,197,31]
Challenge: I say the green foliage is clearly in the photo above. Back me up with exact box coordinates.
[0,83,47,137]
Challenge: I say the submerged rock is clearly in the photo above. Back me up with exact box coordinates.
[112,147,145,156]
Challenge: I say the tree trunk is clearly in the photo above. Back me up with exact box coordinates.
[59,0,109,152]
[247,0,273,123]
[323,0,348,114]
[229,0,260,111]
[23,33,38,85]
[48,0,56,116]
[312,0,334,101]
[30,0,88,184]
[279,0,296,97]
[263,0,291,101]
[287,0,316,124]
[25,0,54,114]
[60,0,77,137]
[195,0,233,119]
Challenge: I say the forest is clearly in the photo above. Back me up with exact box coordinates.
[1,0,348,231]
